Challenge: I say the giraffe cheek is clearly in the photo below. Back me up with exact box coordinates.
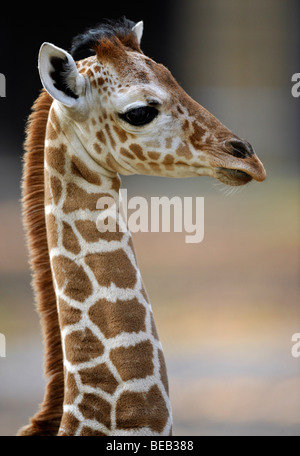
[189,121,207,151]
[176,143,193,160]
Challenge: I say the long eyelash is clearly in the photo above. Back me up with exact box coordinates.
[119,106,158,126]
[118,105,147,115]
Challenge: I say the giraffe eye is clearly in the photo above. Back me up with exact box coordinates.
[119,106,159,126]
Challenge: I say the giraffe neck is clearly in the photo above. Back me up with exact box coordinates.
[44,103,172,436]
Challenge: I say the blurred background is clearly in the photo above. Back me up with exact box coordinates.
[0,0,299,436]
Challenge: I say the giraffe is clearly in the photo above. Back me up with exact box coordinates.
[18,18,266,436]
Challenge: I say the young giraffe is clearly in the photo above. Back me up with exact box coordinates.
[18,18,266,436]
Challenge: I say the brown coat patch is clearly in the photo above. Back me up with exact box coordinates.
[78,393,111,429]
[163,154,174,165]
[110,176,121,192]
[80,427,107,436]
[149,162,161,172]
[115,385,169,433]
[176,143,193,160]
[62,222,81,255]
[71,155,102,185]
[46,213,58,249]
[105,124,116,149]
[96,130,107,145]
[75,219,123,243]
[120,147,135,160]
[64,328,104,364]
[130,144,146,161]
[46,122,59,141]
[93,143,102,154]
[58,298,82,328]
[85,250,137,289]
[148,151,161,161]
[97,77,105,86]
[110,340,154,381]
[58,413,79,436]
[79,364,119,394]
[46,145,66,175]
[63,183,103,214]
[113,125,128,143]
[88,297,146,339]
[189,120,207,150]
[52,255,93,302]
[65,372,79,405]
[50,176,63,206]
[158,350,169,395]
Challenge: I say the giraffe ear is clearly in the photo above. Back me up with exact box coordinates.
[132,21,144,46]
[38,42,86,108]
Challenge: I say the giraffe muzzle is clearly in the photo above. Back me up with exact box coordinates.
[214,138,266,186]
[225,139,255,159]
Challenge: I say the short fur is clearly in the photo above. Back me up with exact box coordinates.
[18,90,64,436]
[18,18,142,436]
[17,16,265,436]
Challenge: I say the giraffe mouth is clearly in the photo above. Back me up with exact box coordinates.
[215,168,253,186]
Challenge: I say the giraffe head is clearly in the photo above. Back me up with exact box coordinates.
[39,18,266,187]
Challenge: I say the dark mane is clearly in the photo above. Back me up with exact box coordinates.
[71,17,141,61]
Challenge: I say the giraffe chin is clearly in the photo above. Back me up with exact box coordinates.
[215,168,253,186]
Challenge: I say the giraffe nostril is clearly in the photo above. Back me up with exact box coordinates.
[225,139,255,159]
